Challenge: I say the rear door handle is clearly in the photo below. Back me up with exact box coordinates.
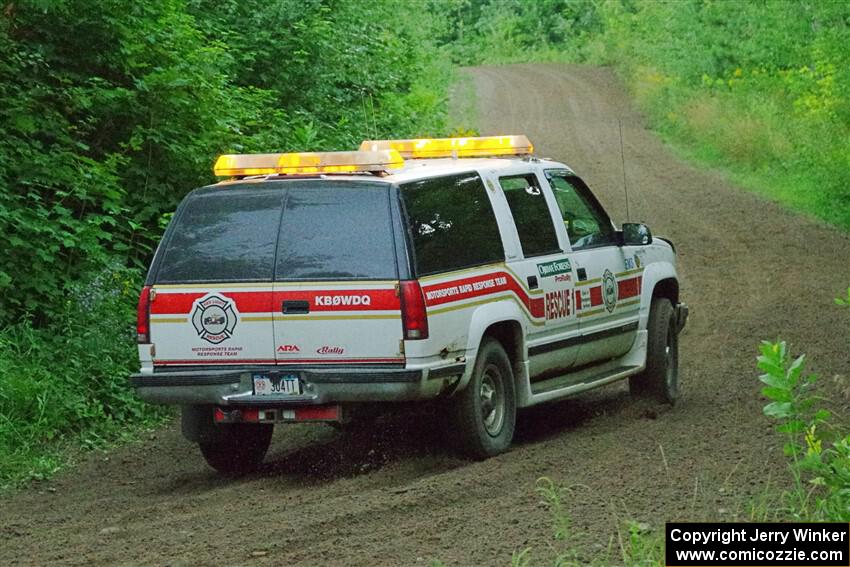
[527,275,539,290]
[282,300,310,314]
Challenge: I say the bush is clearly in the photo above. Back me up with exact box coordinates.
[756,293,850,521]
[0,266,168,487]
[0,0,452,326]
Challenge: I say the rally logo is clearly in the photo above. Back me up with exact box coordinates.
[191,294,238,344]
[316,345,345,355]
[602,269,618,313]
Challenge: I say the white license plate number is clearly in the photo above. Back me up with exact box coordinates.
[253,374,301,396]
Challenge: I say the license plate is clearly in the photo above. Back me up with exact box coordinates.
[253,373,302,396]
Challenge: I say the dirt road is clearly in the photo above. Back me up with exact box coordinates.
[3,64,849,566]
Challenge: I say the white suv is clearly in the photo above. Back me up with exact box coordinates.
[131,135,688,473]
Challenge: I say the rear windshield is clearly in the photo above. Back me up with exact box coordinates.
[275,182,397,280]
[155,181,397,283]
[157,188,284,283]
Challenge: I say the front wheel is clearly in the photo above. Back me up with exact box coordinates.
[629,298,679,404]
[629,298,679,405]
[198,421,273,475]
[448,337,516,459]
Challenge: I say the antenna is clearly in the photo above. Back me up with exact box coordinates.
[618,118,631,222]
[361,92,370,140]
[368,93,378,139]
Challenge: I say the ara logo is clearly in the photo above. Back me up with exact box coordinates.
[277,344,300,353]
[602,269,618,313]
[314,295,371,307]
[316,345,345,355]
[191,294,238,344]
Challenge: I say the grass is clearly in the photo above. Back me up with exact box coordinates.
[430,476,664,567]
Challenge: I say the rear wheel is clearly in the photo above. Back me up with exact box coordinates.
[629,298,679,404]
[449,337,516,459]
[198,421,273,475]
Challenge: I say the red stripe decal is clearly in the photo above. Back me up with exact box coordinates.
[589,286,603,307]
[574,289,582,310]
[155,358,404,366]
[618,276,642,300]
[273,290,399,312]
[152,291,271,314]
[151,289,399,315]
[423,271,544,319]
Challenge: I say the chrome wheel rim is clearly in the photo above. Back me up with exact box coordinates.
[480,364,505,436]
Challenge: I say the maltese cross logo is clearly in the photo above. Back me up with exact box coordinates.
[191,294,238,344]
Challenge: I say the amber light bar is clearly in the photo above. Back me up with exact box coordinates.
[359,135,534,159]
[213,149,405,177]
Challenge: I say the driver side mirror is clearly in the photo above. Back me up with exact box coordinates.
[621,222,653,246]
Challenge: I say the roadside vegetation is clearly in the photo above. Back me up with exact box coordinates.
[0,0,452,488]
[432,0,850,230]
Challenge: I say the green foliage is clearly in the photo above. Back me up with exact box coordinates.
[0,0,451,325]
[0,265,169,487]
[430,0,603,64]
[0,0,452,484]
[585,0,850,230]
[757,340,850,521]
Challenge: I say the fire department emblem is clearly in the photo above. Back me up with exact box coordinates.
[602,269,618,313]
[191,294,238,344]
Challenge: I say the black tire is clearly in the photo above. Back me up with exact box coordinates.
[629,298,679,404]
[198,421,273,475]
[448,337,516,459]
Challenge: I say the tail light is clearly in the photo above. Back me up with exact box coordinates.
[136,285,152,344]
[400,280,428,340]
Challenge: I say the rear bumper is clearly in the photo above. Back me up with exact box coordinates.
[129,364,465,406]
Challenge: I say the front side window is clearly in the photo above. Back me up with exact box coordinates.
[546,172,616,250]
[499,174,560,258]
[400,172,504,276]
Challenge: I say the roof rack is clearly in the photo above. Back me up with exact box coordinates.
[359,135,533,159]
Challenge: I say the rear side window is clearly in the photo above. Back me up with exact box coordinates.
[275,182,397,280]
[400,172,504,276]
[499,174,560,258]
[157,188,284,283]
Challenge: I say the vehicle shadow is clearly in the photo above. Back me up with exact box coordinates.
[514,384,655,445]
[153,385,664,493]
[259,411,459,483]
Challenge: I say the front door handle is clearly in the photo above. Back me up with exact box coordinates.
[282,300,309,314]
[527,275,539,290]
[577,268,587,281]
